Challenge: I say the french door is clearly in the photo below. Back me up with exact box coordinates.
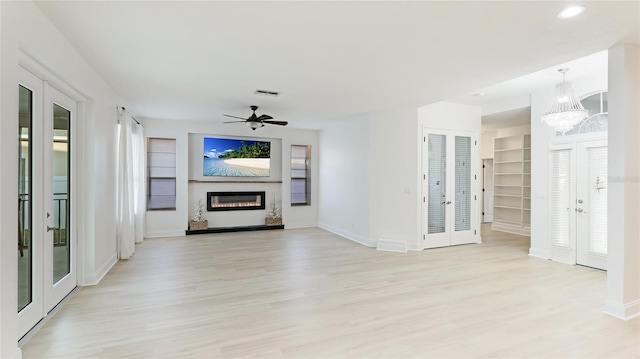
[549,138,607,270]
[18,67,77,338]
[423,129,478,249]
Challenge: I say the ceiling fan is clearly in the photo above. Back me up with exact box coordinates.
[224,105,288,131]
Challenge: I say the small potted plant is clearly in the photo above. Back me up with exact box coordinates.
[266,194,282,226]
[190,200,208,230]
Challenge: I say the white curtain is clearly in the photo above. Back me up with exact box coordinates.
[116,108,145,259]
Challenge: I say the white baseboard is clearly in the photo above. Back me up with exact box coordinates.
[318,223,375,247]
[406,241,420,251]
[604,299,640,320]
[491,222,531,236]
[528,248,550,260]
[376,238,407,253]
[145,229,185,238]
[82,253,118,286]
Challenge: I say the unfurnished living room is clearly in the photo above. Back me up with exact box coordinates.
[1,1,639,358]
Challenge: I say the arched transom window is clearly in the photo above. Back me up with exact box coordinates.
[557,91,608,136]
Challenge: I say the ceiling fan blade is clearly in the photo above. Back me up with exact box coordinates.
[257,114,273,121]
[224,114,247,120]
[262,120,288,126]
[223,120,247,123]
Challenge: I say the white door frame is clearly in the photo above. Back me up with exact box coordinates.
[18,63,82,338]
[548,134,607,268]
[44,85,78,312]
[483,159,494,223]
[422,128,478,249]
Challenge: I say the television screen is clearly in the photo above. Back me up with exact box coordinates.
[203,137,270,177]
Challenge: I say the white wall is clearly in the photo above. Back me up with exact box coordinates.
[529,72,607,259]
[369,108,420,250]
[1,1,123,357]
[318,114,372,246]
[481,131,497,159]
[605,43,639,320]
[496,124,530,137]
[143,118,319,237]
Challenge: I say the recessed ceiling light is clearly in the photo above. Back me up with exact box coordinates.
[557,5,586,19]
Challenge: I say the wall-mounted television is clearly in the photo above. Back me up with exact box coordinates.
[203,137,270,177]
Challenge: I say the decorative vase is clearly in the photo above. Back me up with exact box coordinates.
[190,220,208,230]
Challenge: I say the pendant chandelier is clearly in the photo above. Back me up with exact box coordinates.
[541,68,588,134]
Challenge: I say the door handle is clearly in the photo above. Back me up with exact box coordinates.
[576,208,587,213]
[47,226,58,232]
[446,201,451,205]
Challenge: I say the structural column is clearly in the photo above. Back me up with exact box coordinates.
[605,43,640,320]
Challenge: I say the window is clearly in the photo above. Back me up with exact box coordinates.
[291,145,311,205]
[557,91,608,136]
[147,138,176,210]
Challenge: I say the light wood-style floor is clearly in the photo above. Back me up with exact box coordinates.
[22,225,639,358]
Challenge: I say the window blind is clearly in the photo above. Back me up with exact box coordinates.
[427,134,446,234]
[291,145,311,205]
[454,136,471,232]
[147,138,176,210]
[550,149,571,247]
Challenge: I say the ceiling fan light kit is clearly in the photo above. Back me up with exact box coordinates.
[541,68,588,134]
[223,105,288,131]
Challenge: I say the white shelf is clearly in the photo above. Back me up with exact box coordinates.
[494,148,523,152]
[492,134,531,236]
[495,205,522,210]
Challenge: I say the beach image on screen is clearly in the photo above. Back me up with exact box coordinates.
[203,137,270,177]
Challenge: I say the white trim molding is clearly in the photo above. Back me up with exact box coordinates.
[603,299,640,321]
[376,238,407,253]
[145,230,186,238]
[318,223,375,247]
[528,248,550,260]
[81,253,118,286]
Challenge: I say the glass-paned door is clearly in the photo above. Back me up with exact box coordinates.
[427,134,447,235]
[18,85,34,313]
[454,136,471,231]
[44,86,77,312]
[18,67,77,339]
[423,129,477,249]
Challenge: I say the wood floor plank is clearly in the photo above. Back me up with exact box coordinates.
[22,225,639,358]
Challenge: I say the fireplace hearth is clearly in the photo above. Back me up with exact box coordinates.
[207,191,266,212]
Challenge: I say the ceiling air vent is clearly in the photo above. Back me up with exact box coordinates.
[254,89,280,97]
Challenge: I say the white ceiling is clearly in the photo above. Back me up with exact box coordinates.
[35,1,639,129]
[451,50,608,131]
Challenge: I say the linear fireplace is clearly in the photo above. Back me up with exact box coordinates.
[206,191,266,212]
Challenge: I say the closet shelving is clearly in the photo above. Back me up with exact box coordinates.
[492,134,531,236]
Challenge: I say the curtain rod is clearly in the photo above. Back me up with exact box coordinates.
[119,106,141,125]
